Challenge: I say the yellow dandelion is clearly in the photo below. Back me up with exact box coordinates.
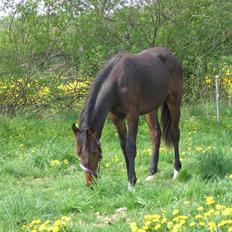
[179,215,188,221]
[173,209,179,215]
[46,226,54,231]
[197,206,204,211]
[38,224,47,231]
[218,219,232,227]
[167,221,173,229]
[216,204,226,210]
[51,160,61,166]
[144,215,152,221]
[195,214,203,219]
[52,226,60,232]
[137,229,146,232]
[189,221,196,227]
[142,225,148,231]
[206,196,215,205]
[183,201,190,205]
[172,223,182,232]
[54,220,62,226]
[173,216,180,222]
[63,159,69,165]
[196,147,203,151]
[105,163,109,168]
[154,224,161,230]
[208,221,216,231]
[161,217,167,224]
[179,220,186,225]
[31,219,41,225]
[31,148,36,154]
[208,209,215,214]
[21,225,28,230]
[229,174,232,179]
[130,222,138,232]
[199,221,206,226]
[222,208,232,216]
[44,220,50,225]
[152,214,161,219]
[204,211,211,217]
[144,220,152,227]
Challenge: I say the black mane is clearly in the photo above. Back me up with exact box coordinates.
[79,55,121,131]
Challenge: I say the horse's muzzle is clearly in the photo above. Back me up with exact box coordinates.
[85,172,92,187]
[79,163,99,187]
[85,172,96,187]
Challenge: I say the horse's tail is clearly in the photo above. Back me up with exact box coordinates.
[161,101,172,146]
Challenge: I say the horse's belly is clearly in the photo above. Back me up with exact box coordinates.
[139,95,167,114]
[139,80,168,113]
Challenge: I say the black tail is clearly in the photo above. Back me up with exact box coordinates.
[161,101,173,146]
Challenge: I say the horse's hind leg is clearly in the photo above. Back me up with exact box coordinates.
[126,112,139,189]
[109,113,129,176]
[167,100,181,179]
[145,110,161,181]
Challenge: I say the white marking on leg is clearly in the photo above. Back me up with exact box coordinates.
[128,182,133,192]
[146,175,155,181]
[173,169,179,179]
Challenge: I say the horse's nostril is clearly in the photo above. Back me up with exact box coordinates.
[86,181,91,187]
[85,173,92,187]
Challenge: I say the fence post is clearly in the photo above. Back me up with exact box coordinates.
[215,75,220,127]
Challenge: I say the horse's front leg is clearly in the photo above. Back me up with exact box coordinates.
[126,113,139,190]
[108,113,129,177]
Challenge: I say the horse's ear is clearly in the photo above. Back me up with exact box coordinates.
[72,123,79,136]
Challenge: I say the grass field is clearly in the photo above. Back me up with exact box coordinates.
[0,103,231,232]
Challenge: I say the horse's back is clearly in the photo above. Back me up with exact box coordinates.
[136,47,183,101]
[109,47,182,116]
[137,47,182,79]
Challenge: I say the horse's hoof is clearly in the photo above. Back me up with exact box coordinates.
[173,169,179,179]
[146,175,155,181]
[127,183,134,192]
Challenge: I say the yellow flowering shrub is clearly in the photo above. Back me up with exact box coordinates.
[0,75,92,114]
[205,64,232,97]
[58,79,91,94]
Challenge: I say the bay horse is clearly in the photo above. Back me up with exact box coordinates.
[72,47,183,189]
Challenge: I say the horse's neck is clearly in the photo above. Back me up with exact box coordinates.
[86,81,115,139]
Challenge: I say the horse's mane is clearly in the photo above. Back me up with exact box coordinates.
[79,54,122,131]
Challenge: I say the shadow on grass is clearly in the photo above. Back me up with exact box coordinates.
[177,169,192,182]
[175,150,232,182]
[196,150,232,180]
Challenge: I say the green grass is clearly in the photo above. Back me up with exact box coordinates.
[0,103,231,232]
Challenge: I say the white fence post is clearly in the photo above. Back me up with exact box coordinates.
[215,75,220,127]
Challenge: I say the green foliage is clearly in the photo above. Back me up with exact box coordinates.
[0,0,231,113]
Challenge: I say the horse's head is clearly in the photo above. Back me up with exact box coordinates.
[72,124,102,187]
